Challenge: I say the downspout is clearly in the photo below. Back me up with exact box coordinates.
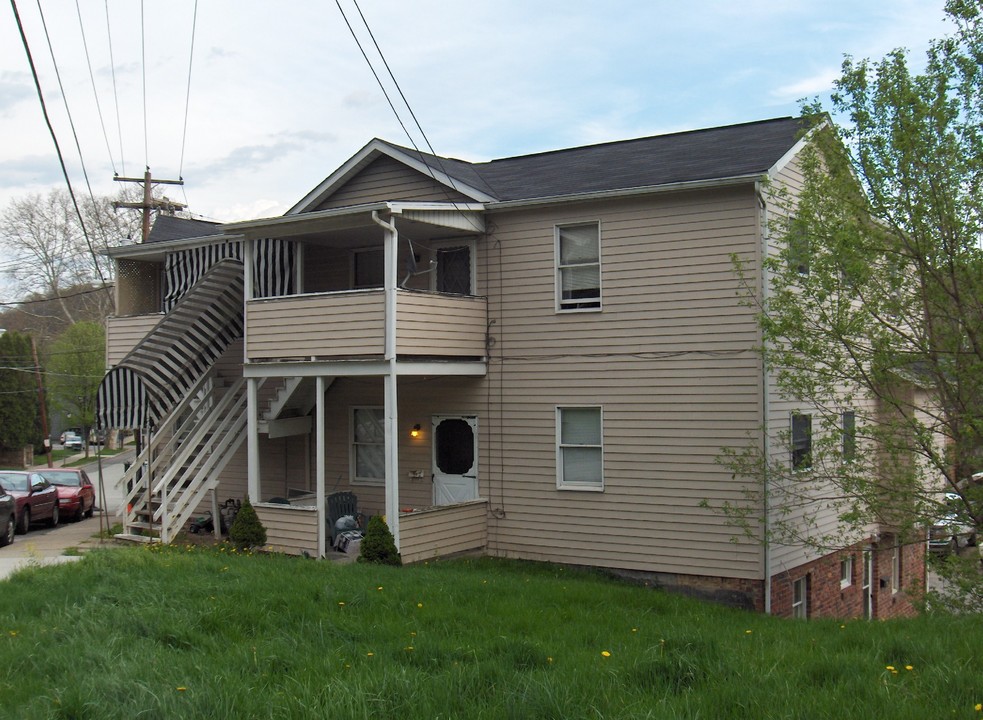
[372,209,400,548]
[757,180,772,615]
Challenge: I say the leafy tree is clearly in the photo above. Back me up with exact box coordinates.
[723,0,983,609]
[0,188,145,317]
[46,322,105,458]
[0,331,40,451]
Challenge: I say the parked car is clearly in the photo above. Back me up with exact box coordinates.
[0,472,59,534]
[37,469,95,521]
[0,485,14,547]
[62,432,83,451]
[929,492,977,553]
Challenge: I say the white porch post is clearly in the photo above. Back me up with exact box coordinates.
[247,378,260,502]
[374,211,400,548]
[244,238,261,503]
[316,375,326,557]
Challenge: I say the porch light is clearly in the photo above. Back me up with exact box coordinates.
[410,424,421,438]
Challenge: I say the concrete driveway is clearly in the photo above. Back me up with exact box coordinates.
[0,452,130,581]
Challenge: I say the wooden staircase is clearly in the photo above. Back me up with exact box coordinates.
[116,369,249,544]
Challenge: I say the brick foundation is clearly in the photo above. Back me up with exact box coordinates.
[603,567,765,612]
[769,535,924,619]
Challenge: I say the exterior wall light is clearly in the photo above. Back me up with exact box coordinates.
[410,424,421,438]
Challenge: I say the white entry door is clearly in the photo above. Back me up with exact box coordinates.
[432,415,478,505]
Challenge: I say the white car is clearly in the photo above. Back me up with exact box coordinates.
[929,492,977,553]
[62,432,83,451]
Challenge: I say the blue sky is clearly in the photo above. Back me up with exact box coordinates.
[0,1,953,222]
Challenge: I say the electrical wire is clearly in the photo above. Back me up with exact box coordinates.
[75,0,117,175]
[0,285,113,307]
[178,0,198,196]
[9,0,107,289]
[104,0,126,176]
[140,0,148,170]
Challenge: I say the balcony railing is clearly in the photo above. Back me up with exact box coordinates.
[246,288,487,362]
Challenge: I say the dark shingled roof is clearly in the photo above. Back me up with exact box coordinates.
[146,215,223,244]
[379,117,807,203]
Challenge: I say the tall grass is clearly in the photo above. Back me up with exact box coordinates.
[0,546,979,719]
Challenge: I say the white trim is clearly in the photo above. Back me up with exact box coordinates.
[243,359,487,378]
[350,406,386,486]
[766,119,826,181]
[288,140,496,214]
[839,554,854,589]
[429,237,477,295]
[791,576,808,618]
[555,405,604,491]
[555,221,602,313]
[315,376,326,558]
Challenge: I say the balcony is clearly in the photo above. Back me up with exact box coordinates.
[246,288,487,362]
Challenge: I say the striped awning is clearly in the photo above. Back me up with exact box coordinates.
[97,259,245,429]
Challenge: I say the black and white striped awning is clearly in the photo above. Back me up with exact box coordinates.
[97,259,245,429]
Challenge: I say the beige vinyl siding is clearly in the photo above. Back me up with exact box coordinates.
[254,504,320,556]
[315,156,473,210]
[246,291,386,360]
[479,187,766,580]
[106,313,163,366]
[395,291,487,357]
[400,500,488,563]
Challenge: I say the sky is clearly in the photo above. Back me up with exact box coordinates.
[0,0,955,225]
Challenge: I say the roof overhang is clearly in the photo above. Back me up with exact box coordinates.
[107,232,246,262]
[288,139,496,214]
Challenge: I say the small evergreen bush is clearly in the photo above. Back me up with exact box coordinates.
[228,496,267,550]
[358,515,401,566]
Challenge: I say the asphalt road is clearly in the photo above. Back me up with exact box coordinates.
[0,451,132,581]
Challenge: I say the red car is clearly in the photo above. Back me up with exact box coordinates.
[38,469,96,521]
[0,485,14,547]
[0,471,60,534]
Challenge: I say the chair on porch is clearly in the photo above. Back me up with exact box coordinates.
[327,491,365,549]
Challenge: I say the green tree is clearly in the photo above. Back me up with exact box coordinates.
[47,322,105,458]
[724,1,983,610]
[0,331,41,452]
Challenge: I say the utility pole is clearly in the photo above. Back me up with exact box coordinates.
[30,336,52,468]
[113,168,186,242]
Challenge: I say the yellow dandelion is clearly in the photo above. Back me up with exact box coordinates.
[547,657,553,664]
[745,630,753,635]
[410,631,416,636]
[338,601,346,607]
[975,703,982,712]
[631,628,638,633]
[601,651,611,658]
[176,687,187,692]
[8,631,17,637]
[885,665,895,671]
[417,602,424,608]
[405,646,414,652]
[367,652,374,657]
[377,586,383,591]
[905,665,913,671]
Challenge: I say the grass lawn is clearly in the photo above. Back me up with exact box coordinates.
[0,547,979,720]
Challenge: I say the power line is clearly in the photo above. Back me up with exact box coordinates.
[140,0,148,169]
[9,0,107,289]
[104,0,126,176]
[178,0,198,184]
[0,284,112,307]
[75,0,117,175]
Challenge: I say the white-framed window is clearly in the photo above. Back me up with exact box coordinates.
[840,555,854,589]
[353,247,384,288]
[791,413,812,470]
[556,222,601,311]
[556,406,603,490]
[351,407,385,485]
[841,410,856,463]
[792,576,808,618]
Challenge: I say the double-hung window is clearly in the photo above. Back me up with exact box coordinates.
[352,407,385,484]
[556,406,603,490]
[556,222,601,311]
[791,413,812,470]
[792,576,808,618]
[840,555,854,589]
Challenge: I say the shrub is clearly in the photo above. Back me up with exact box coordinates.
[358,515,401,566]
[228,496,267,550]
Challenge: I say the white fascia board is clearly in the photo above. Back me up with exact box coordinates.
[243,359,487,379]
[484,174,764,212]
[107,232,246,260]
[766,120,825,181]
[225,202,390,237]
[287,139,495,215]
